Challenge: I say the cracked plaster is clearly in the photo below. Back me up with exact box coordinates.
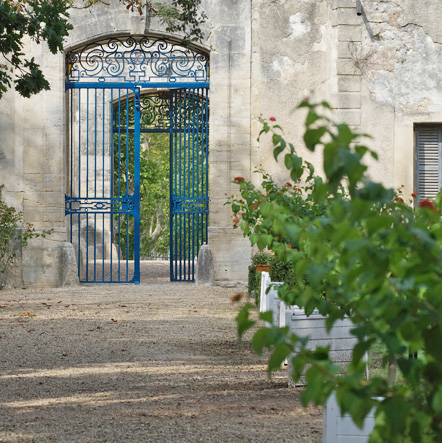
[359,1,442,112]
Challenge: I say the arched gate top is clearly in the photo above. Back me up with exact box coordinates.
[65,35,209,87]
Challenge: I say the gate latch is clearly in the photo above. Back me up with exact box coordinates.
[121,194,135,212]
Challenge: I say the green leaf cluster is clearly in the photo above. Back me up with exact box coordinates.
[0,189,51,288]
[230,101,442,442]
[0,0,72,98]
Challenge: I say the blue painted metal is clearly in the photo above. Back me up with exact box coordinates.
[66,36,209,85]
[65,86,140,283]
[170,88,209,281]
[66,36,209,284]
[66,81,210,91]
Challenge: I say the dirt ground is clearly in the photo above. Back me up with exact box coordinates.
[0,262,322,442]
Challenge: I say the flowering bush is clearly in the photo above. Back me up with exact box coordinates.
[230,101,442,442]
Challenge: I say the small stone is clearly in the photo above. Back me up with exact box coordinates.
[195,244,215,286]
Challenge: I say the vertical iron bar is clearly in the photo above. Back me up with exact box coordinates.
[87,89,89,200]
[126,212,129,280]
[196,88,201,265]
[102,213,105,281]
[70,88,73,199]
[78,89,81,199]
[95,88,97,198]
[86,214,89,281]
[133,88,141,283]
[174,91,178,280]
[118,90,122,281]
[110,89,114,282]
[94,89,97,282]
[204,88,209,245]
[169,90,174,281]
[78,90,82,280]
[94,213,97,282]
[102,89,105,281]
[200,88,204,248]
[69,88,73,245]
[179,90,183,280]
[86,89,89,281]
[126,88,129,196]
[192,89,196,279]
[184,89,188,279]
[78,213,81,280]
[126,89,130,280]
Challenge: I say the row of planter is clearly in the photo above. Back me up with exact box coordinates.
[259,271,375,442]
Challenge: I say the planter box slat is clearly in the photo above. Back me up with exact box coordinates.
[323,393,376,443]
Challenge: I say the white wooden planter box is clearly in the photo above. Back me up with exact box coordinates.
[323,393,376,443]
[259,273,358,385]
[259,271,283,326]
[260,274,373,439]
[283,305,358,385]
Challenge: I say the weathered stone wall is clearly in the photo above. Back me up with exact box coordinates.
[2,0,442,286]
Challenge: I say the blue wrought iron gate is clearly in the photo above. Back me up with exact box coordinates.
[65,86,141,283]
[65,36,209,283]
[170,88,209,281]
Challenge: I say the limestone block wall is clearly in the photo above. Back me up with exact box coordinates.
[250,0,333,185]
[3,0,442,286]
[207,0,253,283]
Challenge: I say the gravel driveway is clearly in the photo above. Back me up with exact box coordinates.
[0,262,322,442]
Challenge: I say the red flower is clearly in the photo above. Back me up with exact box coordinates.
[239,199,244,203]
[294,187,301,191]
[400,198,404,203]
[233,224,237,228]
[394,197,399,201]
[234,177,245,183]
[411,193,417,198]
[419,199,438,213]
[297,178,301,182]
[286,182,292,187]
[269,117,276,121]
[258,200,262,204]
[233,218,239,223]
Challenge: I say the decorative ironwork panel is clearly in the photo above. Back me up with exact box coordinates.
[114,92,171,132]
[66,36,209,85]
[172,197,209,214]
[65,195,136,214]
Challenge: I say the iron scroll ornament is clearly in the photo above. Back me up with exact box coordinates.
[66,36,209,84]
[65,196,136,215]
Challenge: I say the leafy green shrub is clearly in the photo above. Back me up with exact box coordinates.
[248,251,298,305]
[248,251,272,302]
[0,191,50,288]
[230,102,442,442]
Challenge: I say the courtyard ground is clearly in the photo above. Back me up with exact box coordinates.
[0,262,322,442]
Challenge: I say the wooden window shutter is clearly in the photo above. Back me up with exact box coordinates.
[415,125,442,202]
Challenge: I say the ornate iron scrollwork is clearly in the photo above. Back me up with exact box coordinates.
[172,197,209,214]
[66,36,209,84]
[65,195,135,215]
[114,93,171,131]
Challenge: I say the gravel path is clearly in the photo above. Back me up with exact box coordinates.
[0,262,322,442]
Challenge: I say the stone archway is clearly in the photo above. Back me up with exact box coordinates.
[65,35,209,283]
